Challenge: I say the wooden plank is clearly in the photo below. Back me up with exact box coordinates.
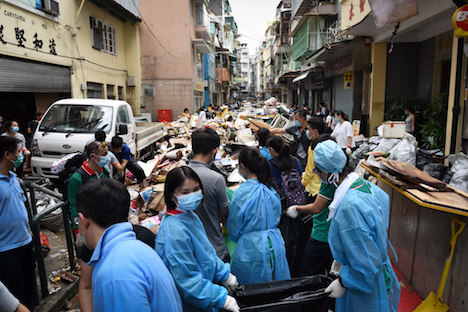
[406,189,468,212]
[380,159,446,189]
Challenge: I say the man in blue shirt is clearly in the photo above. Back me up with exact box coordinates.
[110,136,146,183]
[0,136,37,311]
[76,179,182,312]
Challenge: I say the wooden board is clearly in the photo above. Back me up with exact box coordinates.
[406,189,468,212]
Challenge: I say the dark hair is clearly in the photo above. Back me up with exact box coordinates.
[35,111,42,117]
[404,107,413,113]
[239,147,275,188]
[184,108,189,113]
[319,102,325,108]
[308,117,325,134]
[295,109,307,119]
[335,110,348,121]
[310,134,334,150]
[256,128,270,147]
[94,129,106,142]
[4,120,17,131]
[86,141,103,158]
[267,136,295,171]
[164,166,203,211]
[192,128,220,155]
[0,136,20,160]
[111,136,123,149]
[77,179,130,228]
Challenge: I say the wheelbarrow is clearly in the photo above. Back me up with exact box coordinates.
[414,217,466,312]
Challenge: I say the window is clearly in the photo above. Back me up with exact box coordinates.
[90,16,115,54]
[102,23,115,54]
[107,84,115,99]
[196,53,203,80]
[195,2,205,26]
[118,86,124,100]
[117,106,130,124]
[87,82,103,98]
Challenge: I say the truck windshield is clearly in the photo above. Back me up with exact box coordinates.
[39,105,113,133]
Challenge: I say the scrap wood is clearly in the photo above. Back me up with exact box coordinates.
[380,158,447,189]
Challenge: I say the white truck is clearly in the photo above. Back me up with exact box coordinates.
[31,99,165,178]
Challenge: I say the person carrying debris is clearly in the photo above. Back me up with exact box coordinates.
[270,109,310,169]
[156,166,240,312]
[189,128,231,263]
[76,179,183,311]
[110,136,146,183]
[0,136,37,311]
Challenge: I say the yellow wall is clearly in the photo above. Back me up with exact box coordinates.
[368,43,387,135]
[1,1,141,113]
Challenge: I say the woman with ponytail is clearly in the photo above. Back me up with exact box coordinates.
[267,136,303,190]
[227,147,290,284]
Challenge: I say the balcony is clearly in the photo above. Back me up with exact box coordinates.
[292,16,335,61]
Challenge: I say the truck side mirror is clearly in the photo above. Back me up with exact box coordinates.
[117,124,128,135]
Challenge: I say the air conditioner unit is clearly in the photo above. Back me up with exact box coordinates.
[43,0,59,16]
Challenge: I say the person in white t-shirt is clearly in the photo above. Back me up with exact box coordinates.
[331,110,354,156]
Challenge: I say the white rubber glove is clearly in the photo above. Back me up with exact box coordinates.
[325,278,346,298]
[345,147,352,157]
[286,205,299,219]
[222,295,240,312]
[222,273,239,290]
[23,149,31,156]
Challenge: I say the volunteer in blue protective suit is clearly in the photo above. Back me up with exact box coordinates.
[227,147,290,284]
[155,166,240,312]
[314,140,401,312]
[76,179,182,312]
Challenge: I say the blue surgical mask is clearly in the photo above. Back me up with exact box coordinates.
[9,153,24,168]
[12,126,19,132]
[78,229,90,249]
[334,117,340,122]
[95,155,109,167]
[176,190,203,211]
[306,130,311,140]
[405,112,409,116]
[294,120,301,127]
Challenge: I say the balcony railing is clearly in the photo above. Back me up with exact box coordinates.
[293,31,327,61]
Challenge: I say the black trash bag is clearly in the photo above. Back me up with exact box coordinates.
[423,163,452,184]
[278,215,300,277]
[232,275,333,312]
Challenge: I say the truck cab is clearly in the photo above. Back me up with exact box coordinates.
[31,99,136,178]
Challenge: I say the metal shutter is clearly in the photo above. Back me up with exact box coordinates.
[333,74,353,118]
[0,56,71,93]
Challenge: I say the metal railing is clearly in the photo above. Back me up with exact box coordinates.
[21,178,76,299]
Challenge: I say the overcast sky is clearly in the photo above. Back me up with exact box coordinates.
[229,0,280,55]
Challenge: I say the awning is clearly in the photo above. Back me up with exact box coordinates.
[292,71,311,83]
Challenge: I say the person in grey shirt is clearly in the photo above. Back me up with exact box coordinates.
[189,128,231,263]
[0,281,30,312]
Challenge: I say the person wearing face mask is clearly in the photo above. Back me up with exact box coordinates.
[1,120,29,178]
[67,141,110,234]
[227,147,290,284]
[76,179,183,312]
[290,140,401,312]
[331,110,355,156]
[0,136,37,311]
[270,109,310,169]
[155,166,240,312]
[188,128,231,263]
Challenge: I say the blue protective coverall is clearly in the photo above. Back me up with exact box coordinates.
[89,223,183,312]
[227,179,290,284]
[328,181,401,312]
[155,212,231,312]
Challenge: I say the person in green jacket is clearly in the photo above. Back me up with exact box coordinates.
[67,141,110,233]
